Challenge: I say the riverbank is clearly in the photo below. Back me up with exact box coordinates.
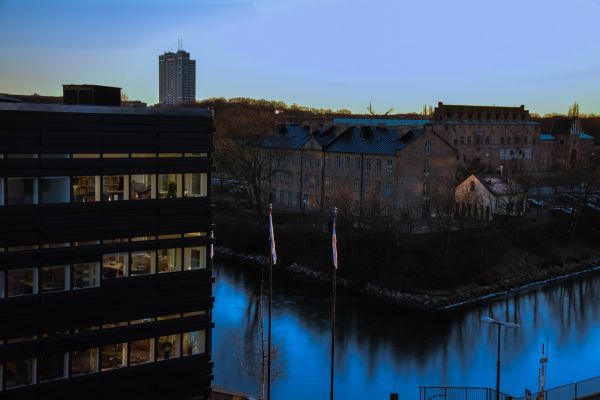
[216,246,600,311]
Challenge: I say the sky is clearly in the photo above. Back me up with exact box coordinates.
[1,0,600,114]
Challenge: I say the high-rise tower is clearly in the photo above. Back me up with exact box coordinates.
[159,45,196,105]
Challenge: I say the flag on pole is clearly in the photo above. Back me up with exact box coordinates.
[332,208,338,269]
[269,204,277,264]
[209,230,214,260]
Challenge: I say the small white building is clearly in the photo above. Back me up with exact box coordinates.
[455,174,527,220]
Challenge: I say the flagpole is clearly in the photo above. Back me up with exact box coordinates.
[267,204,274,400]
[330,207,338,400]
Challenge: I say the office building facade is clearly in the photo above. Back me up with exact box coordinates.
[0,101,214,399]
[159,50,196,105]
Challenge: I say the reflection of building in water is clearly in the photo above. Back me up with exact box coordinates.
[0,86,214,398]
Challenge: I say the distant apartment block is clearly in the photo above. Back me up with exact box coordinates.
[159,50,196,105]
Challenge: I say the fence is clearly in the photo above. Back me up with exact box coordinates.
[512,375,600,400]
[420,376,600,400]
[419,387,512,400]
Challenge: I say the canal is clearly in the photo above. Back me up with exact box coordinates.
[212,262,600,399]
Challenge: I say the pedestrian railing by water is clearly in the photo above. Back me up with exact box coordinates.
[419,386,512,400]
[511,375,600,400]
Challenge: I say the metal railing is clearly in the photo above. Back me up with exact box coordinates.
[419,387,513,400]
[512,375,600,400]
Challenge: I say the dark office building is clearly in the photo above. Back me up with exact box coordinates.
[0,94,214,399]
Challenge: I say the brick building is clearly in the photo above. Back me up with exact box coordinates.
[259,120,456,219]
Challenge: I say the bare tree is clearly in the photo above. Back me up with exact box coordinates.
[568,101,580,118]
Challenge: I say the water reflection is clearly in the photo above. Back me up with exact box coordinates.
[213,263,600,399]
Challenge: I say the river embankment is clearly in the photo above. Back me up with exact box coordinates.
[215,245,600,311]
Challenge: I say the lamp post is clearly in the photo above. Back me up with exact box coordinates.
[481,316,520,400]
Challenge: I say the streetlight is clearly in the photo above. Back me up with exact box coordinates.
[481,316,520,400]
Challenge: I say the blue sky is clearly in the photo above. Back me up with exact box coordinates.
[1,0,600,114]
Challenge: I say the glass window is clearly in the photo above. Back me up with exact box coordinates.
[103,153,128,158]
[184,153,207,157]
[158,174,182,198]
[156,334,181,361]
[132,153,156,158]
[184,173,207,197]
[158,234,181,240]
[182,330,205,356]
[6,336,37,344]
[38,353,67,382]
[103,253,128,278]
[7,244,38,252]
[41,154,69,158]
[183,232,206,237]
[183,310,206,317]
[6,154,37,158]
[131,250,156,276]
[130,174,155,200]
[0,271,4,298]
[103,175,129,201]
[130,317,155,325]
[131,236,156,242]
[159,153,182,158]
[41,177,70,203]
[101,321,128,329]
[73,154,100,158]
[71,348,98,376]
[72,176,100,202]
[7,177,38,205]
[73,240,100,247]
[7,268,38,297]
[102,238,129,244]
[4,359,35,389]
[42,242,70,249]
[129,338,154,365]
[158,248,181,273]
[101,343,127,371]
[41,265,69,292]
[184,246,206,270]
[0,178,4,205]
[72,263,100,289]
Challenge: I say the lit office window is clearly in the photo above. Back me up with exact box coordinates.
[184,173,207,197]
[103,175,129,201]
[131,236,157,242]
[183,232,206,237]
[72,176,100,202]
[4,359,36,388]
[130,174,155,199]
[130,250,156,276]
[103,253,129,278]
[130,317,155,325]
[182,330,205,356]
[158,234,181,240]
[7,177,38,205]
[158,174,182,198]
[158,153,182,158]
[41,177,70,203]
[132,153,156,158]
[72,154,100,158]
[184,246,206,270]
[73,240,100,247]
[41,265,69,292]
[156,335,181,361]
[103,153,128,158]
[101,343,127,371]
[72,263,100,289]
[158,248,181,273]
[184,153,207,157]
[7,268,38,297]
[71,348,98,376]
[129,338,154,365]
[42,242,70,249]
[38,353,68,382]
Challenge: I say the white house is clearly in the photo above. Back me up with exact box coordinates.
[455,174,527,220]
